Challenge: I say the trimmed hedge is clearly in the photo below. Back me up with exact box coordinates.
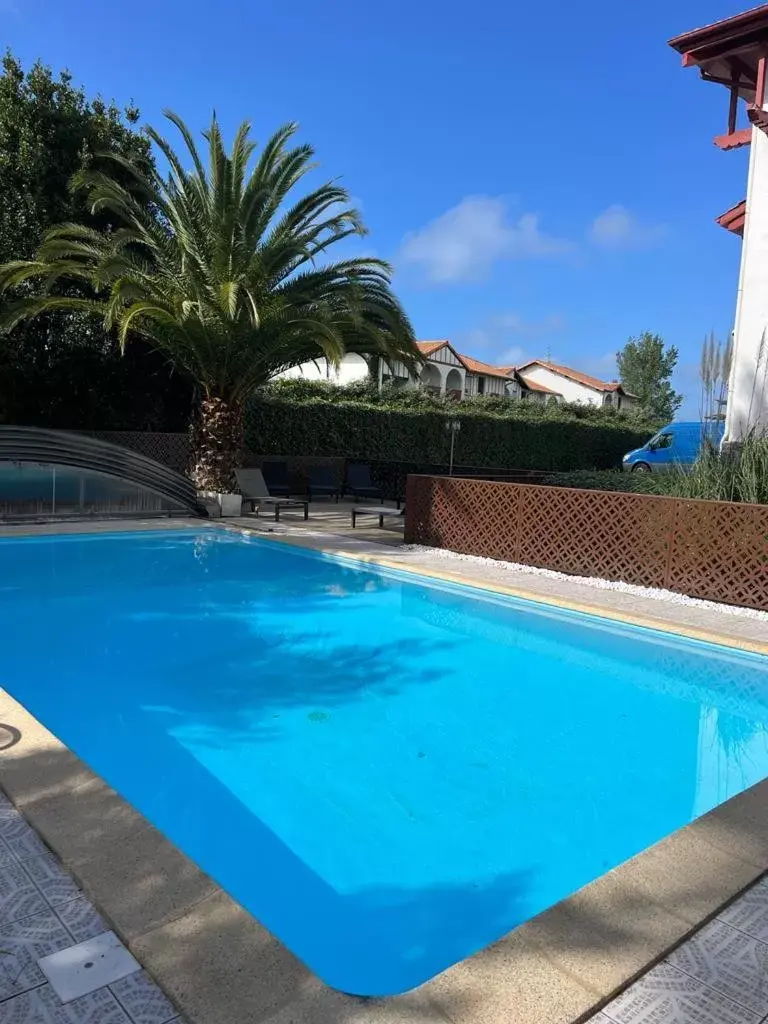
[245,383,655,472]
[542,470,675,494]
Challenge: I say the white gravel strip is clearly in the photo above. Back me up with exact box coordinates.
[401,544,768,622]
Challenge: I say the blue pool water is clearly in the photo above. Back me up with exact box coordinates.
[1,528,768,994]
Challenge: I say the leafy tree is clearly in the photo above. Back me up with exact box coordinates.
[616,331,683,424]
[0,52,192,430]
[0,112,419,491]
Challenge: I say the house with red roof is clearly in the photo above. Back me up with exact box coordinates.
[382,340,562,403]
[280,341,637,407]
[515,360,638,411]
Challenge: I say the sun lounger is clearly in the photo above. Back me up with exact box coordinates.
[306,465,341,501]
[344,462,383,502]
[235,469,309,521]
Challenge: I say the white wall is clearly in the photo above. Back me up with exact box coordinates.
[275,354,370,385]
[520,365,599,405]
[726,124,768,442]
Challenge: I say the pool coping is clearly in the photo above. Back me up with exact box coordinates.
[1,519,768,1024]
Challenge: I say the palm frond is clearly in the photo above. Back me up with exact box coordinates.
[0,110,417,402]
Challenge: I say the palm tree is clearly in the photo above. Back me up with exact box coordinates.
[0,112,419,491]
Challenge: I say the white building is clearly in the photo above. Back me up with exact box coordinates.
[670,6,768,441]
[515,360,638,411]
[277,341,638,408]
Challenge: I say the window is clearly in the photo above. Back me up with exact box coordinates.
[650,433,673,450]
[477,377,486,395]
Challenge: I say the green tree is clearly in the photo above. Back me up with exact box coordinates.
[616,331,683,424]
[0,52,192,430]
[0,112,419,490]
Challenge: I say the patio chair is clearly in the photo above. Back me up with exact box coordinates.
[306,465,341,502]
[343,462,383,503]
[234,469,309,521]
[261,461,291,497]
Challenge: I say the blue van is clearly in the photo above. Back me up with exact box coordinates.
[622,421,724,473]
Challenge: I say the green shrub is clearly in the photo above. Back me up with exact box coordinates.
[668,433,768,504]
[245,385,656,472]
[542,470,674,495]
[544,435,768,504]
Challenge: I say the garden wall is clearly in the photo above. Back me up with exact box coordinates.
[404,475,768,610]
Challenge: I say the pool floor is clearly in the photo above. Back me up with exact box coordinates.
[0,528,767,995]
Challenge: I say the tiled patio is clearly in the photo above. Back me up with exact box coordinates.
[590,891,768,1023]
[0,786,181,1024]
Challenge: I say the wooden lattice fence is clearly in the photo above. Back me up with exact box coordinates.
[404,475,768,611]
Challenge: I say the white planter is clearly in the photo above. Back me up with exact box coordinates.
[198,492,242,517]
[218,493,242,517]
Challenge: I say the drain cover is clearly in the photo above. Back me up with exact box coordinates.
[38,930,140,1002]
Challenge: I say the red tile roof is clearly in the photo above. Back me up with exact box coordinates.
[520,378,561,395]
[517,359,635,396]
[716,199,746,236]
[416,340,450,357]
[669,6,768,106]
[458,353,513,378]
[669,5,768,62]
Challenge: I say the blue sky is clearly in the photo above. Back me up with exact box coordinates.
[2,0,755,413]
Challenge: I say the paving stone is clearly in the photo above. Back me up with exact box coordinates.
[666,918,768,1014]
[0,809,50,859]
[110,970,178,1024]
[24,850,82,907]
[0,907,75,1001]
[718,877,768,943]
[599,961,762,1023]
[0,980,132,1023]
[56,896,110,943]
[0,841,48,923]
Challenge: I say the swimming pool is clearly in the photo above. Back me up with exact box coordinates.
[1,527,767,995]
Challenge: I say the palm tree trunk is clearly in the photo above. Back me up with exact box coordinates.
[190,394,244,493]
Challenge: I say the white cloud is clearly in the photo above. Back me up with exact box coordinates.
[589,205,666,249]
[496,345,528,366]
[493,312,566,336]
[399,196,573,283]
[455,311,565,368]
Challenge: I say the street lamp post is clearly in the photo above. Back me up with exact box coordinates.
[445,418,461,475]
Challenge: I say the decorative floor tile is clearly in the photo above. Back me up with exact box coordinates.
[56,897,109,944]
[0,981,132,1023]
[24,851,82,907]
[0,811,50,860]
[0,907,75,1000]
[0,843,48,924]
[666,918,768,1014]
[110,970,177,1024]
[719,879,768,944]
[39,931,140,1003]
[600,961,761,1023]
